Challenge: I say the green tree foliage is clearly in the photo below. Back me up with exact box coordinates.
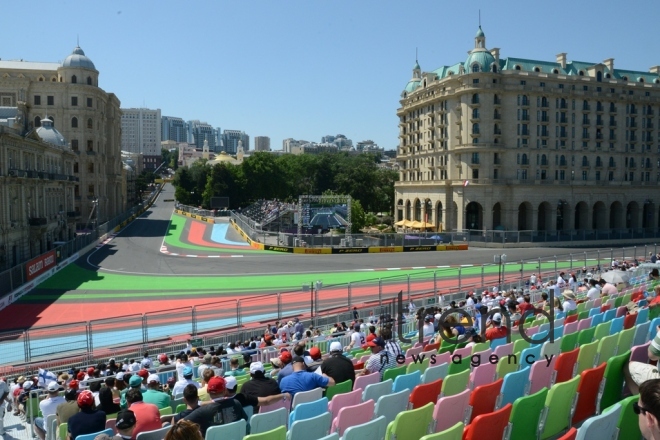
[172,152,398,212]
[350,199,366,233]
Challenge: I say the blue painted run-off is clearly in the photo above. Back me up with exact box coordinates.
[211,224,249,246]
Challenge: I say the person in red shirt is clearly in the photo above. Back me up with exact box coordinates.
[518,295,536,319]
[485,313,508,341]
[126,388,162,439]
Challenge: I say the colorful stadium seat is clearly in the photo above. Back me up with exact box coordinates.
[505,387,548,440]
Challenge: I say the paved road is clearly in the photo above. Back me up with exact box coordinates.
[88,184,614,277]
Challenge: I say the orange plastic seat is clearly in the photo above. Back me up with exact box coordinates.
[409,378,443,409]
[554,347,579,384]
[572,362,606,424]
[462,403,512,440]
[467,378,503,423]
[564,314,578,324]
[556,427,577,440]
[425,342,440,352]
[623,313,637,330]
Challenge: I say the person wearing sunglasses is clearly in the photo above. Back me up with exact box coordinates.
[625,325,660,395]
[636,379,660,440]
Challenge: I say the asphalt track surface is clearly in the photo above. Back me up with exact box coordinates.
[0,183,610,333]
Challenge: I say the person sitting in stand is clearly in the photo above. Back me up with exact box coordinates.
[67,391,105,440]
[484,313,508,341]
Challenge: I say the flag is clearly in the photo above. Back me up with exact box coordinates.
[38,368,57,387]
[463,180,469,187]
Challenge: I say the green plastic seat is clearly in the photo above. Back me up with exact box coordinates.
[175,403,186,413]
[384,402,434,440]
[505,387,548,440]
[59,423,68,440]
[439,344,455,355]
[325,379,352,401]
[595,334,618,366]
[593,321,612,342]
[497,355,520,380]
[383,365,407,383]
[243,425,286,440]
[614,296,624,308]
[577,327,596,347]
[471,342,490,354]
[577,303,587,314]
[407,357,430,375]
[447,356,471,376]
[616,395,643,440]
[616,327,635,355]
[576,340,599,374]
[512,339,530,354]
[440,369,470,397]
[600,350,631,410]
[420,421,463,440]
[560,332,579,353]
[539,375,580,439]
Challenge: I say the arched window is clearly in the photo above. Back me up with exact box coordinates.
[472,123,480,135]
[38,77,44,82]
[655,79,660,84]
[87,76,92,85]
[34,116,41,127]
[71,75,77,84]
[521,95,529,106]
[560,155,567,166]
[471,94,480,104]
[71,117,78,128]
[491,64,497,73]
[596,71,602,82]
[596,156,602,167]
[541,154,548,165]
[87,118,93,129]
[48,116,55,125]
[582,156,588,166]
[552,68,559,74]
[605,73,611,79]
[578,70,584,76]
[534,67,540,72]
[514,65,521,71]
[609,156,615,167]
[522,154,529,165]
[472,64,480,73]
[622,76,628,81]
[541,96,549,107]
[639,77,645,83]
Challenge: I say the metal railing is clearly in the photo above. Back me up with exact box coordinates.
[1,244,655,374]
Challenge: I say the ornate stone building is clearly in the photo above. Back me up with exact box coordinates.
[395,27,660,234]
[0,46,124,229]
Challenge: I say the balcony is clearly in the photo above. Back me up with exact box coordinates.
[520,100,530,107]
[86,150,96,155]
[29,217,48,227]
[609,107,617,114]
[68,175,79,182]
[582,119,591,126]
[609,121,617,127]
[540,116,550,123]
[596,105,604,113]
[521,115,530,121]
[596,119,604,127]
[7,168,27,178]
[494,113,501,120]
[494,98,502,105]
[54,174,68,181]
[582,105,591,112]
[559,117,568,124]
[26,170,39,178]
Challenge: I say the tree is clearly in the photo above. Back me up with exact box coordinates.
[202,163,246,209]
[350,199,366,233]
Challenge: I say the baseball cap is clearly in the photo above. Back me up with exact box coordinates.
[207,376,226,394]
[77,390,94,407]
[249,362,265,374]
[279,351,292,363]
[115,372,124,381]
[224,376,237,390]
[424,315,433,322]
[491,313,502,323]
[68,379,79,390]
[354,324,360,331]
[292,356,306,364]
[23,380,34,389]
[367,337,385,348]
[329,341,343,352]
[309,347,322,360]
[77,372,85,380]
[183,366,193,377]
[47,381,60,392]
[137,369,149,379]
[129,375,142,388]
[87,367,95,375]
[115,409,137,430]
[147,374,160,384]
[158,354,168,363]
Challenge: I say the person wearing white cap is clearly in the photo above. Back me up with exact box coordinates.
[33,381,64,439]
[321,341,356,386]
[485,313,508,341]
[142,374,170,410]
[240,362,281,402]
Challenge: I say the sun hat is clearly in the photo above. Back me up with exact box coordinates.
[562,290,577,300]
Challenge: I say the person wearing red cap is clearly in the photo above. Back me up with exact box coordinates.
[275,351,294,385]
[183,376,247,436]
[66,390,106,440]
[304,347,323,372]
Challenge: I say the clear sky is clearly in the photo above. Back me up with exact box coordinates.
[2,0,659,151]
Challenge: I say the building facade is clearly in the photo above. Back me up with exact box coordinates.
[121,108,162,170]
[222,130,249,154]
[161,116,188,143]
[0,121,79,268]
[187,120,219,151]
[254,136,270,151]
[395,27,660,233]
[0,46,124,225]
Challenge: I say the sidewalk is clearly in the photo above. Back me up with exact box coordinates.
[2,409,34,439]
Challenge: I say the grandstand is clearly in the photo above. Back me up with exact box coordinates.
[5,261,658,439]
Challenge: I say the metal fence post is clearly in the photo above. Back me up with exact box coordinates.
[347,283,352,311]
[433,272,438,304]
[481,265,485,287]
[458,267,462,291]
[538,257,541,279]
[142,315,148,344]
[378,279,383,312]
[611,248,614,264]
[622,247,625,261]
[191,307,197,337]
[236,300,241,329]
[277,293,282,320]
[597,250,600,269]
[520,260,524,288]
[584,252,587,270]
[24,330,30,363]
[554,256,557,278]
[570,253,573,270]
[634,246,637,260]
[87,323,94,355]
[407,275,411,301]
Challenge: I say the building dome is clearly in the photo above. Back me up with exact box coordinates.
[62,46,96,70]
[475,26,485,38]
[36,118,67,147]
[464,50,496,73]
[404,79,421,93]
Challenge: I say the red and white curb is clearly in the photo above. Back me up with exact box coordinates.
[160,245,243,258]
[96,234,117,248]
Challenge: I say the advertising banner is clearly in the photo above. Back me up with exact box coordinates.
[26,250,57,281]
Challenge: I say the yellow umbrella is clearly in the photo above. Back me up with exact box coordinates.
[394,219,406,226]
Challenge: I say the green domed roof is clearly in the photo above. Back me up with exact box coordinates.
[413,60,421,70]
[475,26,485,38]
[404,79,421,93]
[465,50,496,72]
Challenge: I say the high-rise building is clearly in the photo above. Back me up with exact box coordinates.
[254,136,270,151]
[161,116,188,143]
[222,130,249,154]
[395,26,660,233]
[121,108,162,170]
[187,120,219,151]
[0,45,124,227]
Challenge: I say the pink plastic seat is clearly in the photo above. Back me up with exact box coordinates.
[470,362,497,389]
[406,346,423,357]
[564,321,578,335]
[453,346,472,359]
[616,306,628,318]
[105,419,117,434]
[259,396,291,414]
[328,388,362,421]
[630,342,651,364]
[354,372,379,391]
[433,352,451,366]
[331,399,375,436]
[473,348,492,360]
[593,298,602,308]
[577,317,592,332]
[432,387,471,433]
[493,342,513,358]
[529,356,556,394]
[525,326,539,337]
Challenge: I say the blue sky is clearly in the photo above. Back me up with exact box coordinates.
[2,1,659,151]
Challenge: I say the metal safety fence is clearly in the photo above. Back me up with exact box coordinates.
[1,244,657,375]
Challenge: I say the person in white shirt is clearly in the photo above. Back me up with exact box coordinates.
[561,290,578,312]
[140,352,152,369]
[557,272,567,288]
[175,353,193,381]
[586,279,600,301]
[529,273,537,286]
[171,366,200,396]
[33,382,65,440]
[568,273,578,291]
[345,324,366,350]
[422,315,435,337]
[465,294,476,316]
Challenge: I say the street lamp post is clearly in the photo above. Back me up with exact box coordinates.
[494,253,507,289]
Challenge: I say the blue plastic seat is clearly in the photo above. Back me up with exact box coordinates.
[575,401,622,440]
[342,415,388,440]
[362,379,393,403]
[496,366,530,409]
[287,412,331,440]
[588,307,600,318]
[490,337,508,350]
[553,325,564,339]
[609,316,624,335]
[634,321,651,347]
[289,397,329,426]
[603,309,616,323]
[392,371,421,394]
[636,307,649,325]
[519,345,542,368]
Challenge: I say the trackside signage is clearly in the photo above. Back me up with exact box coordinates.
[26,250,57,281]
